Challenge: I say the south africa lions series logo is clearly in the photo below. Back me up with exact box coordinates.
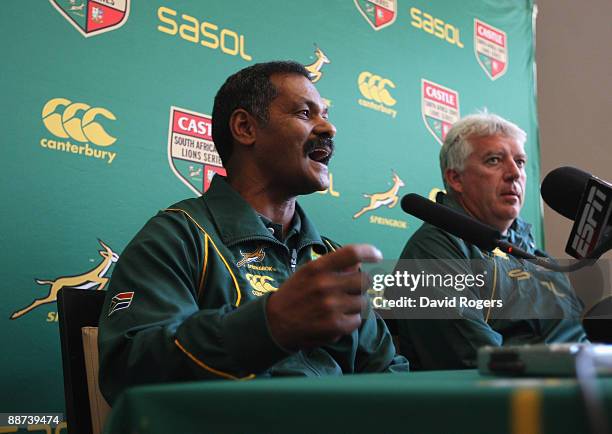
[49,0,130,37]
[474,19,508,80]
[354,0,397,31]
[421,79,460,145]
[168,106,226,195]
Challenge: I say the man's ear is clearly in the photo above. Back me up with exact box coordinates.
[229,108,257,147]
[444,168,464,194]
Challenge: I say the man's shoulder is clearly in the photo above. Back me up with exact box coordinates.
[160,196,218,230]
[132,196,215,243]
[164,196,208,219]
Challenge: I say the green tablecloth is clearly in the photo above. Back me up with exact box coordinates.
[103,370,612,434]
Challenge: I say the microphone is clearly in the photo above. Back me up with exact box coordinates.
[541,167,612,259]
[400,193,500,250]
[400,193,597,272]
[400,194,537,260]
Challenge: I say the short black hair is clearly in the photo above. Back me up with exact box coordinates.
[212,61,311,165]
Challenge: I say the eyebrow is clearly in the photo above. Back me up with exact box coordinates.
[481,150,528,159]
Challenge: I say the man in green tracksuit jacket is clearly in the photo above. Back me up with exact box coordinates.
[396,113,587,370]
[99,61,408,404]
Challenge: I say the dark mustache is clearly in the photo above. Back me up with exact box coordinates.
[305,137,335,155]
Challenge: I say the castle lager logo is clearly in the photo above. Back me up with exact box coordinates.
[474,19,508,80]
[421,79,460,145]
[40,97,118,164]
[354,0,397,31]
[49,0,130,37]
[168,106,226,196]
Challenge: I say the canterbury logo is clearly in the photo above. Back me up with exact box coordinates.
[236,247,266,267]
[246,273,278,296]
[353,170,405,219]
[10,240,119,320]
[42,97,117,147]
[358,71,396,106]
[305,45,330,83]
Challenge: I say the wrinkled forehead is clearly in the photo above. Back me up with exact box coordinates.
[270,73,326,108]
[469,133,526,156]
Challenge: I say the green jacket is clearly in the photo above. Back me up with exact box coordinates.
[396,193,587,370]
[99,176,407,403]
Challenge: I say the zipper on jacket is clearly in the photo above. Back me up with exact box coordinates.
[290,249,297,272]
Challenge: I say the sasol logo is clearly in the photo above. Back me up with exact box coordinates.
[357,71,397,118]
[409,7,463,48]
[40,98,118,164]
[570,185,610,257]
[157,6,252,61]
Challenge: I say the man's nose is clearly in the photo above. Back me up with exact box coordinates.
[504,159,521,180]
[315,117,336,138]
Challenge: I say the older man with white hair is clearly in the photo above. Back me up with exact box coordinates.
[396,112,587,370]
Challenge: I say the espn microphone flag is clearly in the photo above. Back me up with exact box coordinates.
[541,167,612,259]
[568,178,612,258]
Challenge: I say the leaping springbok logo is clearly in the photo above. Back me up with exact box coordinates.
[305,45,331,83]
[236,246,266,268]
[10,239,119,320]
[353,170,405,219]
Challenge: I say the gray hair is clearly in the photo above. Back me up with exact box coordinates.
[439,112,527,191]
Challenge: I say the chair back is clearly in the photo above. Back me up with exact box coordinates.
[58,288,109,434]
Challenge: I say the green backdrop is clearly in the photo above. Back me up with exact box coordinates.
[0,0,540,430]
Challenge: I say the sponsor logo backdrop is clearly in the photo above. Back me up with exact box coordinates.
[0,0,540,425]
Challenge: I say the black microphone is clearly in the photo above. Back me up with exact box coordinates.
[400,193,600,272]
[400,193,537,260]
[541,167,612,259]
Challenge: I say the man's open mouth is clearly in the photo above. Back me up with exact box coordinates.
[306,137,334,166]
[307,147,332,165]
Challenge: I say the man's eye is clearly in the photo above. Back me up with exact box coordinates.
[487,157,501,164]
[515,159,526,168]
[297,110,310,118]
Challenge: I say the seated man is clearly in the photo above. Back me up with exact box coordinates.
[98,61,408,404]
[396,112,587,370]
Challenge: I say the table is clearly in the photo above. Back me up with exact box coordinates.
[103,370,612,434]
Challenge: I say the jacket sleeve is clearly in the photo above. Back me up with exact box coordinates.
[396,225,503,370]
[321,236,409,373]
[98,211,288,404]
[356,308,410,372]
